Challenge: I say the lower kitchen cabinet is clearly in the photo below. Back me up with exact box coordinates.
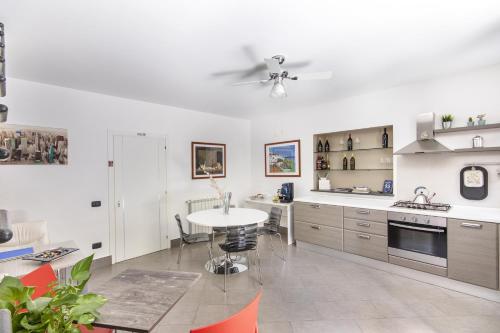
[448,218,499,289]
[294,220,342,251]
[343,229,388,262]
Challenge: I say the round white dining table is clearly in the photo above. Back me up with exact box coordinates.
[186,208,269,274]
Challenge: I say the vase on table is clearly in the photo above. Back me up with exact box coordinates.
[222,192,232,215]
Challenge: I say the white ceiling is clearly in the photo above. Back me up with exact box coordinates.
[2,0,500,118]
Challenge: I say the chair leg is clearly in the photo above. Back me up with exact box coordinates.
[207,243,214,270]
[255,247,263,285]
[268,234,274,252]
[277,233,286,262]
[224,252,228,293]
[177,241,184,264]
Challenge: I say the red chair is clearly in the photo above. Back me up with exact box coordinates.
[20,264,112,333]
[190,291,262,333]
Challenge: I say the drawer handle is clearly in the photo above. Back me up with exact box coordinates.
[356,209,370,215]
[357,234,371,240]
[461,222,482,229]
[356,222,371,227]
[310,204,320,209]
[310,225,321,230]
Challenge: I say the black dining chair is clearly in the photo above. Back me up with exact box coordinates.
[175,214,213,265]
[218,223,262,292]
[258,207,286,261]
[211,204,235,242]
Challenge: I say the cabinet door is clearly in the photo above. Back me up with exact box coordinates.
[294,202,343,228]
[344,207,387,223]
[294,220,342,251]
[448,219,498,289]
[344,230,388,262]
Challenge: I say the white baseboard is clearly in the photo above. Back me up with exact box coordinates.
[296,241,500,303]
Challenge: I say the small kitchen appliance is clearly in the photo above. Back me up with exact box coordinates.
[280,183,294,203]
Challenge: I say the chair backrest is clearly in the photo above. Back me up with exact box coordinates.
[0,221,49,249]
[223,224,258,252]
[0,309,12,333]
[20,264,57,299]
[190,291,262,333]
[175,214,187,237]
[266,207,282,232]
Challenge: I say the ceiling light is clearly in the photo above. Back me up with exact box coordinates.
[269,77,287,99]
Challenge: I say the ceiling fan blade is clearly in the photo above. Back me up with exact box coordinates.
[264,58,282,74]
[292,71,333,81]
[232,79,271,86]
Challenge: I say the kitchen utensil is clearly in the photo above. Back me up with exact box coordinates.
[413,186,431,204]
[460,166,488,200]
[22,247,79,263]
[472,135,484,148]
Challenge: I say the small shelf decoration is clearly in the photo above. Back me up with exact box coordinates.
[441,114,454,129]
[265,140,301,177]
[477,114,486,126]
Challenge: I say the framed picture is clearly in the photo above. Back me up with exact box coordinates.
[0,124,68,165]
[191,142,226,179]
[265,140,301,177]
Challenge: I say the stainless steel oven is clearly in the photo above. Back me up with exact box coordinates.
[388,212,447,267]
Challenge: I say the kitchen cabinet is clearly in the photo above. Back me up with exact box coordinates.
[343,229,388,262]
[294,220,342,251]
[344,218,387,236]
[344,207,387,223]
[294,202,343,228]
[448,218,498,289]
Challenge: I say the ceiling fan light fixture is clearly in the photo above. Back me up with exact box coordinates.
[269,77,287,99]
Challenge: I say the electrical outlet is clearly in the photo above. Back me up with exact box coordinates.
[92,242,102,249]
[91,201,101,207]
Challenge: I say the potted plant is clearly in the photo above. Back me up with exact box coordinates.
[467,117,475,127]
[0,255,107,333]
[477,114,486,126]
[441,114,454,129]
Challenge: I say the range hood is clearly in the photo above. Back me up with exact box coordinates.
[394,113,451,155]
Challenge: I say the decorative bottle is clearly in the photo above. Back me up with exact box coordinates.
[324,140,330,152]
[316,156,322,170]
[347,134,353,151]
[317,139,323,152]
[342,154,348,170]
[382,128,389,148]
[350,153,355,170]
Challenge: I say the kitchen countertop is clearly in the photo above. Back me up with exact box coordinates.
[294,194,500,223]
[245,197,294,207]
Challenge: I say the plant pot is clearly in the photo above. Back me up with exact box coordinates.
[442,121,452,129]
[467,121,475,127]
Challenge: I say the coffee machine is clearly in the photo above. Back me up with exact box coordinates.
[280,183,294,203]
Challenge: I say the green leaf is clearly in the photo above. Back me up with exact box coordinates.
[0,276,24,301]
[19,315,46,330]
[26,296,51,314]
[77,313,96,325]
[70,293,107,319]
[71,255,94,284]
[50,293,78,307]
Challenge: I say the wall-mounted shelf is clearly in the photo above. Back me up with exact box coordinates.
[314,147,393,153]
[454,147,500,153]
[434,122,500,134]
[311,189,394,197]
[328,168,393,171]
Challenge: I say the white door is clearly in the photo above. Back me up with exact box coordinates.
[113,134,166,262]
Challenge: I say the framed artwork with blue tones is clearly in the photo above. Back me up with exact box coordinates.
[265,140,301,177]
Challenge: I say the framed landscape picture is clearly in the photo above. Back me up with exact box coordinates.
[265,140,301,177]
[191,142,226,179]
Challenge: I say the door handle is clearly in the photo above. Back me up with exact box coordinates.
[357,222,371,227]
[310,225,321,230]
[356,209,370,215]
[357,234,371,240]
[461,222,482,229]
[310,204,320,209]
[389,222,444,233]
[117,200,121,208]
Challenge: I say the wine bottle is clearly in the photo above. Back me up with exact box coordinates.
[382,128,389,148]
[350,153,355,170]
[317,139,323,152]
[347,134,353,151]
[324,140,330,152]
[316,156,322,170]
[343,154,348,170]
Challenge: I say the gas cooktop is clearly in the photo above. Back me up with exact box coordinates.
[392,200,451,212]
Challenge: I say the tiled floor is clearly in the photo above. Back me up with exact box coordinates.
[90,237,500,333]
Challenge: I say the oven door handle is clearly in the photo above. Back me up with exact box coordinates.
[389,222,445,233]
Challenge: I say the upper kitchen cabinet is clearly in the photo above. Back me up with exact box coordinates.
[448,218,499,289]
[313,125,393,196]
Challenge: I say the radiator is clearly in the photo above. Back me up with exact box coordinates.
[186,197,223,234]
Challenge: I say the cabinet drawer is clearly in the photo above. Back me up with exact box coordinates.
[344,218,387,236]
[344,207,387,223]
[448,219,498,289]
[294,220,342,251]
[344,229,388,262]
[294,202,343,228]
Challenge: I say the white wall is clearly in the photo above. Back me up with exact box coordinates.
[0,78,251,259]
[250,64,500,208]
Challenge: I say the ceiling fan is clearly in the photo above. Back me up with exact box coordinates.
[232,55,333,98]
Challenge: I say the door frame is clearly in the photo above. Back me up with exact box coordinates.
[107,130,169,264]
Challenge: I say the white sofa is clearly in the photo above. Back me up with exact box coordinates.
[0,220,49,250]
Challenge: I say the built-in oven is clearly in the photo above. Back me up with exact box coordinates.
[388,211,447,267]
